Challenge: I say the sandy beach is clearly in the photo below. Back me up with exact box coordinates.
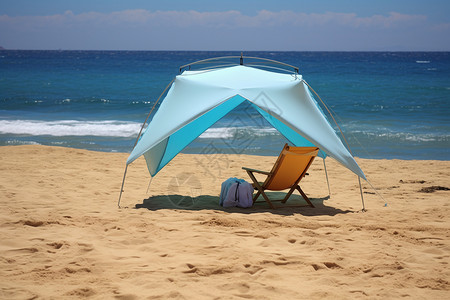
[0,145,449,299]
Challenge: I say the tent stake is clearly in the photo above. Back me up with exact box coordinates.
[118,165,128,208]
[323,158,331,197]
[358,176,366,212]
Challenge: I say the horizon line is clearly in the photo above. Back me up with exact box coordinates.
[1,48,450,53]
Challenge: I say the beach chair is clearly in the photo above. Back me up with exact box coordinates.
[242,144,319,209]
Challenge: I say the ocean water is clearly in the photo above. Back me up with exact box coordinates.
[0,50,449,160]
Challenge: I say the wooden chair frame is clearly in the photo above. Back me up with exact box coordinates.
[242,144,318,209]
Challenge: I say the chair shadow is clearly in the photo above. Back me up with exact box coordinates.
[135,192,351,216]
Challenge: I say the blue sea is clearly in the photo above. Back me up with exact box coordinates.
[0,50,449,160]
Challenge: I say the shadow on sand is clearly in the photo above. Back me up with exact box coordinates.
[135,192,352,216]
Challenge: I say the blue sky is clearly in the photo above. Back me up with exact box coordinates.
[1,0,449,50]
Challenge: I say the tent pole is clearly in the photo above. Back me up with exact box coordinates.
[358,176,366,212]
[117,78,175,208]
[132,78,176,149]
[118,165,128,208]
[323,158,331,197]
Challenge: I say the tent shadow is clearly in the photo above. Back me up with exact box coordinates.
[135,192,351,216]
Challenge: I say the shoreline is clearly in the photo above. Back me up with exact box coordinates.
[3,142,450,161]
[0,145,449,298]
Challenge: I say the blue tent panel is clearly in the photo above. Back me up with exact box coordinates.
[253,104,327,158]
[144,95,246,176]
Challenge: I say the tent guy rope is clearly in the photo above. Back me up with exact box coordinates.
[302,79,353,155]
[303,79,388,211]
[118,78,175,208]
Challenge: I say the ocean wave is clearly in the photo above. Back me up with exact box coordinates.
[349,130,449,143]
[199,125,449,144]
[199,126,279,139]
[0,120,141,137]
[5,139,41,145]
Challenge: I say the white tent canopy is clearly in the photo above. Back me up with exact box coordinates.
[126,61,365,182]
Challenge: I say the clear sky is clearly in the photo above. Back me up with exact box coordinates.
[1,0,449,51]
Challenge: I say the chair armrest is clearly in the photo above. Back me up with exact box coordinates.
[242,167,271,176]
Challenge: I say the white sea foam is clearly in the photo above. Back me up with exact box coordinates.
[199,126,278,139]
[416,60,431,63]
[199,128,235,139]
[351,130,449,143]
[5,139,41,145]
[0,120,141,137]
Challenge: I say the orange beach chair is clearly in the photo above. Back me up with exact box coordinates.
[242,144,319,209]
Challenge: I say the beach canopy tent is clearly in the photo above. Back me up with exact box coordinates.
[120,56,366,204]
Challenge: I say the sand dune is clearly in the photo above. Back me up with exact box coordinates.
[0,145,449,299]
